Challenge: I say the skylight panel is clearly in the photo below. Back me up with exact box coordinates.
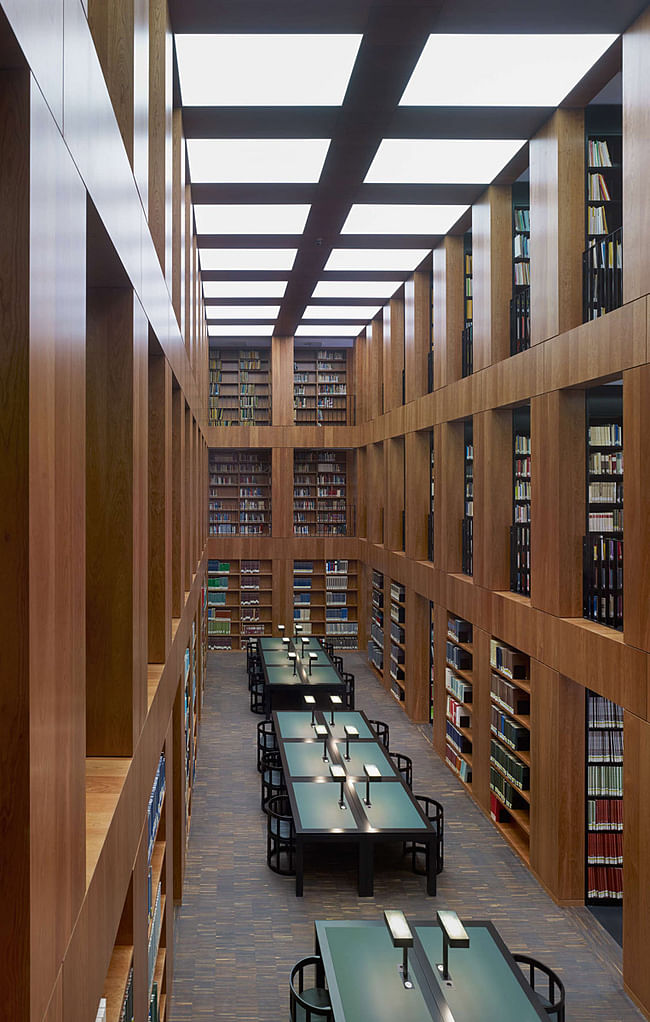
[400,34,618,107]
[194,205,310,235]
[324,250,429,272]
[295,324,361,336]
[176,34,362,106]
[312,281,402,299]
[208,325,274,336]
[302,306,380,319]
[206,306,280,320]
[203,281,287,298]
[199,249,297,271]
[187,139,331,184]
[365,138,526,184]
[341,204,467,234]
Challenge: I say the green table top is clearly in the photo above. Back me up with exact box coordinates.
[414,923,545,1021]
[334,741,394,778]
[293,781,358,831]
[327,712,374,739]
[284,742,334,778]
[351,780,427,830]
[298,647,332,666]
[259,637,290,650]
[306,664,344,687]
[316,922,433,1022]
[265,666,303,687]
[276,711,322,739]
[275,711,373,740]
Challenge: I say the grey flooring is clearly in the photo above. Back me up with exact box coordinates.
[169,651,641,1022]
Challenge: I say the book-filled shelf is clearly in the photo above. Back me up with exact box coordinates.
[208,346,271,425]
[147,750,167,1022]
[462,232,473,378]
[510,181,531,355]
[293,347,349,425]
[429,603,435,724]
[428,430,435,562]
[510,406,531,597]
[583,106,622,322]
[428,269,434,393]
[583,385,623,630]
[389,580,406,702]
[293,449,351,536]
[368,569,384,674]
[489,638,531,864]
[99,886,134,1022]
[586,691,623,904]
[293,559,358,648]
[462,420,473,575]
[208,449,271,536]
[445,615,473,789]
[207,558,273,649]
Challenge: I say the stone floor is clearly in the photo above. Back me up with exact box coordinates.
[169,651,641,1021]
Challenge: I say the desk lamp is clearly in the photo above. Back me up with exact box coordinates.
[343,724,359,761]
[314,723,329,762]
[329,763,346,809]
[329,693,342,724]
[436,910,470,982]
[363,763,381,807]
[384,910,414,989]
[308,651,318,675]
[304,693,316,726]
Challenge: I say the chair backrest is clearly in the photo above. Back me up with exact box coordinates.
[368,719,390,749]
[513,954,566,1021]
[391,752,413,789]
[257,719,277,770]
[290,956,332,1022]
[414,794,444,870]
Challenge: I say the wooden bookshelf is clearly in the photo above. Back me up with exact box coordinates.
[241,559,273,642]
[583,109,623,323]
[511,181,531,354]
[208,449,272,537]
[293,347,349,425]
[325,559,358,648]
[462,232,473,378]
[489,638,531,864]
[389,580,406,703]
[511,406,531,597]
[368,570,385,676]
[462,421,474,576]
[584,385,623,630]
[586,691,623,904]
[293,449,350,536]
[444,616,474,790]
[207,559,240,650]
[208,346,271,425]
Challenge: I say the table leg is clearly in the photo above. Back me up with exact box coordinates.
[296,839,304,897]
[358,840,374,897]
[426,838,436,896]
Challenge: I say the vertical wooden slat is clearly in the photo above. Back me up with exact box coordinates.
[472,185,511,370]
[148,349,172,661]
[405,430,429,561]
[271,336,295,425]
[404,268,431,402]
[473,409,511,592]
[622,6,650,304]
[171,384,185,617]
[432,237,464,389]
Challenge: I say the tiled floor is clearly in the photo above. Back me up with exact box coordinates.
[169,651,641,1021]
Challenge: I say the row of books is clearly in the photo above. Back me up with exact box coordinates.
[588,423,622,447]
[446,719,471,755]
[588,797,623,830]
[589,450,623,475]
[587,139,613,167]
[588,510,623,531]
[445,667,472,704]
[587,831,623,864]
[446,743,472,784]
[587,764,623,796]
[489,639,528,679]
[514,261,531,285]
[588,205,610,236]
[587,866,622,901]
[448,617,472,643]
[147,754,166,863]
[588,481,622,503]
[147,884,163,993]
[447,694,469,728]
[491,706,530,751]
[588,695,624,729]
[490,673,530,717]
[490,739,529,791]
[490,767,527,811]
[446,640,471,672]
[587,172,612,201]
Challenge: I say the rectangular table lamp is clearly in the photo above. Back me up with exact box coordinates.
[436,909,470,981]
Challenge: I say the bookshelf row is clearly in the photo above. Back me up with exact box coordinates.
[293,559,359,647]
[294,449,353,536]
[209,449,272,536]
[366,572,406,704]
[208,348,271,426]
[586,690,624,903]
[294,347,350,425]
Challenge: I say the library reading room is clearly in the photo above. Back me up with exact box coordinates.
[6,0,650,1020]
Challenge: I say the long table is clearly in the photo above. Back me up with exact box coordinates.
[259,637,346,714]
[315,918,548,1022]
[273,709,438,897]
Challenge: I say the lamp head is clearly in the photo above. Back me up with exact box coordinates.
[344,725,359,739]
[304,695,316,707]
[314,724,328,740]
[436,911,470,949]
[363,763,381,781]
[329,764,346,781]
[384,910,414,949]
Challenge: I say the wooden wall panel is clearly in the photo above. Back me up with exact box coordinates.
[357,445,368,539]
[271,335,294,426]
[531,390,585,617]
[367,442,384,545]
[435,421,464,574]
[183,402,192,588]
[171,384,185,618]
[432,236,464,390]
[623,712,650,1016]
[87,0,134,163]
[529,108,585,344]
[623,4,650,304]
[133,0,149,210]
[384,292,404,412]
[471,627,491,812]
[171,107,184,328]
[623,365,650,651]
[530,663,585,903]
[473,409,511,592]
[164,11,173,292]
[404,268,430,403]
[370,315,383,420]
[384,437,404,552]
[148,351,172,661]
[272,446,293,538]
[405,430,429,562]
[133,298,149,738]
[472,185,512,371]
[147,0,165,268]
[184,181,191,353]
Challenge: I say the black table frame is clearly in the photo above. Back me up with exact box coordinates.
[260,639,345,715]
[274,709,437,898]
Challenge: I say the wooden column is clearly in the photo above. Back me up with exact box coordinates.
[87,0,134,162]
[623,5,650,303]
[405,589,430,722]
[623,711,650,1016]
[432,603,448,757]
[432,236,464,390]
[472,185,511,370]
[148,348,172,662]
[623,367,650,649]
[370,314,383,419]
[148,0,167,270]
[172,675,185,899]
[367,442,384,545]
[384,291,404,411]
[529,108,585,344]
[171,107,185,331]
[384,436,404,551]
[353,331,365,425]
[405,430,429,561]
[530,664,585,902]
[471,627,492,813]
[183,181,192,353]
[171,383,185,618]
[473,409,511,592]
[183,401,192,588]
[271,335,294,425]
[530,390,585,616]
[86,288,148,756]
[272,558,294,633]
[133,0,149,209]
[357,445,368,539]
[272,447,293,537]
[434,421,464,575]
[404,268,431,402]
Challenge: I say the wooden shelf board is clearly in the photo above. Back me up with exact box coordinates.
[445,662,474,685]
[489,662,530,690]
[445,689,473,713]
[153,944,167,995]
[86,758,131,886]
[489,760,531,804]
[493,818,531,865]
[447,634,474,655]
[103,944,133,1022]
[490,790,530,836]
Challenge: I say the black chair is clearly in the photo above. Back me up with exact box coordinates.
[332,655,344,674]
[247,655,262,689]
[246,638,259,671]
[404,795,444,890]
[290,955,332,1022]
[323,641,334,659]
[249,669,265,714]
[257,718,277,772]
[368,719,390,750]
[266,794,296,876]
[261,748,286,810]
[342,671,355,710]
[391,752,413,789]
[513,955,565,1022]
